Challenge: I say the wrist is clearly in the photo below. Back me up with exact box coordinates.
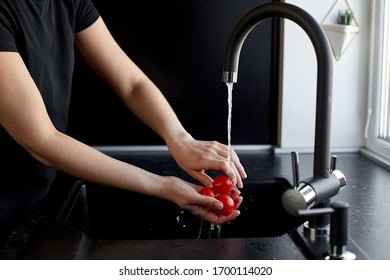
[155,175,184,205]
[165,130,193,154]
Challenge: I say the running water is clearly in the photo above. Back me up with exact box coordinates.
[210,223,222,239]
[193,84,234,240]
[226,82,234,166]
[198,219,222,239]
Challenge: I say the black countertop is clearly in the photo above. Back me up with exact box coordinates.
[1,150,389,260]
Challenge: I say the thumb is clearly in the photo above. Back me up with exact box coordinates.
[188,170,213,187]
[199,195,223,210]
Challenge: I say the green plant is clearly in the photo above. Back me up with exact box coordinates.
[337,9,354,25]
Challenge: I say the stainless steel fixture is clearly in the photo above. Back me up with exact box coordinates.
[222,2,346,218]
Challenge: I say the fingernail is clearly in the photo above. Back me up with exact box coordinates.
[214,202,223,210]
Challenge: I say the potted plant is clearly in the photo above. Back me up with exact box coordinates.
[323,8,360,60]
[337,8,355,25]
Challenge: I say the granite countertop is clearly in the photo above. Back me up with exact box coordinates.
[1,150,389,260]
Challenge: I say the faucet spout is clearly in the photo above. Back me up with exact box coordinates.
[222,2,333,178]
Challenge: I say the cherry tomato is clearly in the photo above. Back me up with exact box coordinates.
[212,174,233,195]
[214,194,234,216]
[199,186,216,198]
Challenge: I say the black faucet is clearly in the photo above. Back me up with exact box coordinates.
[222,3,346,217]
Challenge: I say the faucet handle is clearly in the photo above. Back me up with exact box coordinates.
[291,151,300,189]
[329,155,347,188]
[329,155,337,172]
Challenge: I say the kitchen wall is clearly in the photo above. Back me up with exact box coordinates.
[279,0,370,152]
[68,0,370,151]
[67,0,280,146]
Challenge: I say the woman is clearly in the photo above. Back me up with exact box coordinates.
[0,0,246,233]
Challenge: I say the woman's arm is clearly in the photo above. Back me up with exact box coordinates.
[0,51,241,224]
[76,18,246,187]
[74,17,247,188]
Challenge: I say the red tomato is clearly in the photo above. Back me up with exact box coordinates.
[199,186,216,198]
[212,174,233,195]
[214,194,234,216]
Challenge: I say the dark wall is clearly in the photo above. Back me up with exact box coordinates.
[67,0,280,146]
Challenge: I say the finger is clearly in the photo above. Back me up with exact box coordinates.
[197,195,242,222]
[230,149,247,179]
[217,161,242,189]
[197,157,234,182]
[196,142,246,188]
[212,210,241,225]
[229,160,243,188]
[187,203,241,225]
[214,147,246,188]
[229,188,241,200]
[193,208,240,225]
[195,194,223,211]
[233,195,243,210]
[187,169,213,187]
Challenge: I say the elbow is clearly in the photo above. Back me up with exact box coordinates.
[21,130,61,168]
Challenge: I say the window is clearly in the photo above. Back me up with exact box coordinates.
[365,0,390,166]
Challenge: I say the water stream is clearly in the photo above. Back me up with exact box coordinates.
[198,219,222,239]
[226,82,234,166]
[177,210,222,239]
[178,84,234,239]
[197,83,234,239]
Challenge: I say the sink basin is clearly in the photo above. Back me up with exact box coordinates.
[22,154,308,260]
[58,178,306,240]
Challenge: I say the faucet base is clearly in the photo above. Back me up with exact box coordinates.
[325,250,357,260]
[303,221,330,241]
[291,226,367,260]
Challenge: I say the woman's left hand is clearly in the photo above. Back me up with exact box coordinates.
[163,176,243,225]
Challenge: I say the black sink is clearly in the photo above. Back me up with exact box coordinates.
[58,178,305,240]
